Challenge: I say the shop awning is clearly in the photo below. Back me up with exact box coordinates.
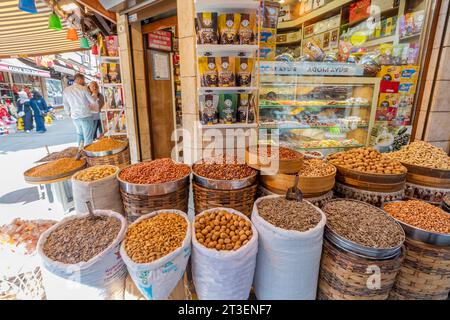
[0,1,88,59]
[0,59,51,78]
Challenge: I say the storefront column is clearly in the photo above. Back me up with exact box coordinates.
[117,12,141,163]
[177,0,200,164]
[414,0,450,152]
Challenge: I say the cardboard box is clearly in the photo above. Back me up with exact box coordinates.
[399,82,416,94]
[380,80,399,93]
[278,5,293,23]
[349,0,371,24]
[378,65,401,81]
[304,0,313,13]
[286,30,302,42]
[313,0,325,10]
[260,44,277,61]
[378,92,399,108]
[370,0,395,13]
[260,28,277,44]
[400,65,420,82]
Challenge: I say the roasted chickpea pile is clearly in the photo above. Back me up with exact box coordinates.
[73,165,118,182]
[194,210,253,251]
[124,213,187,263]
[386,141,450,170]
[327,147,406,175]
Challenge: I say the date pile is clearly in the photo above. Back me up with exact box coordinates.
[43,215,121,264]
[328,147,406,175]
[322,200,404,249]
[384,200,450,234]
[386,141,450,170]
[124,213,187,263]
[119,158,190,184]
[257,197,321,232]
[298,159,335,177]
[194,210,253,251]
[193,156,256,180]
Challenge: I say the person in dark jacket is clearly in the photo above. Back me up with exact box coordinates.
[30,90,48,133]
[17,90,33,132]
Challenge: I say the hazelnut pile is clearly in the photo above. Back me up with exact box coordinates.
[327,147,406,175]
[194,210,253,251]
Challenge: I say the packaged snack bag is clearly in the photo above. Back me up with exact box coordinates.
[199,95,219,125]
[101,64,109,83]
[217,57,236,87]
[400,65,419,82]
[236,58,253,87]
[108,63,121,83]
[196,12,218,44]
[303,39,325,61]
[199,57,218,87]
[263,1,280,29]
[237,94,255,123]
[219,13,240,44]
[105,36,119,57]
[218,94,237,124]
[239,13,256,45]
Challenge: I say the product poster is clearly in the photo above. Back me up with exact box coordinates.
[370,123,412,153]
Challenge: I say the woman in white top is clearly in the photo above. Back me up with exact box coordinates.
[88,81,105,141]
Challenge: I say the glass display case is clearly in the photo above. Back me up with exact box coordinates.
[258,62,380,155]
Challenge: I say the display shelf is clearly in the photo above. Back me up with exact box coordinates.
[199,123,257,129]
[260,124,369,130]
[199,86,258,94]
[194,0,259,12]
[278,0,353,30]
[297,145,365,150]
[341,7,399,28]
[276,39,302,46]
[363,35,396,47]
[399,33,421,41]
[259,104,370,109]
[102,83,123,87]
[104,108,124,112]
[99,56,120,63]
[197,45,259,57]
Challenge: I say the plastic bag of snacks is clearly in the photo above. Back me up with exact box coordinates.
[72,165,123,215]
[192,207,258,300]
[37,210,127,300]
[251,195,326,300]
[120,210,191,300]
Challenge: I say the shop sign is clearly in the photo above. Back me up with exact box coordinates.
[0,63,50,78]
[148,30,172,52]
[260,61,364,76]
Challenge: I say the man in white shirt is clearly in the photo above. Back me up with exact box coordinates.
[63,73,98,147]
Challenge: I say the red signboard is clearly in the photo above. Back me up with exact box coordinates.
[148,30,172,51]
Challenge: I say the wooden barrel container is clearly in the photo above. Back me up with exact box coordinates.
[245,146,304,174]
[402,163,450,189]
[259,168,336,198]
[317,239,405,300]
[333,165,406,193]
[193,182,257,217]
[404,182,450,205]
[389,238,450,300]
[257,185,334,208]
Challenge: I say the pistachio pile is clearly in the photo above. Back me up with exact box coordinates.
[386,141,450,170]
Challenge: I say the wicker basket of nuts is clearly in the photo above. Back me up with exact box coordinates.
[245,144,304,174]
[327,147,407,192]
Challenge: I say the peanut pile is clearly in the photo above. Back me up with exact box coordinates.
[85,137,127,152]
[194,210,253,251]
[328,147,406,174]
[119,158,190,184]
[384,200,450,234]
[193,155,256,180]
[386,141,450,170]
[73,165,118,182]
[26,158,85,178]
[298,159,335,177]
[124,213,187,263]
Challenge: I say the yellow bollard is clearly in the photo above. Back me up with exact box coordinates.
[45,114,53,124]
[17,117,24,131]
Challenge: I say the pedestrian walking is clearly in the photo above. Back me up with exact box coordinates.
[88,81,105,140]
[63,73,98,147]
[17,90,33,133]
[30,90,48,133]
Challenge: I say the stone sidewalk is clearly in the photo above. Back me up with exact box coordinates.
[0,116,77,225]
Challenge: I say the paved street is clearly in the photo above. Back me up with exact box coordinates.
[0,115,78,225]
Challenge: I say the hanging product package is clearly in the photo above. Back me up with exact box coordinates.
[120,210,191,300]
[72,166,123,215]
[251,195,326,300]
[219,13,240,44]
[191,208,258,300]
[218,94,238,124]
[37,210,128,300]
[199,94,219,125]
[217,56,236,87]
[196,12,218,44]
[239,13,256,45]
[236,58,253,87]
[199,57,218,87]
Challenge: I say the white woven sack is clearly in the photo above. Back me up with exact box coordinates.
[120,210,191,300]
[72,166,124,215]
[252,195,326,300]
[192,207,258,300]
[37,210,128,300]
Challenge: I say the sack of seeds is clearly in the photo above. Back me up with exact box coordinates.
[120,210,191,300]
[37,210,127,300]
[72,165,123,215]
[251,195,326,300]
[191,207,258,300]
